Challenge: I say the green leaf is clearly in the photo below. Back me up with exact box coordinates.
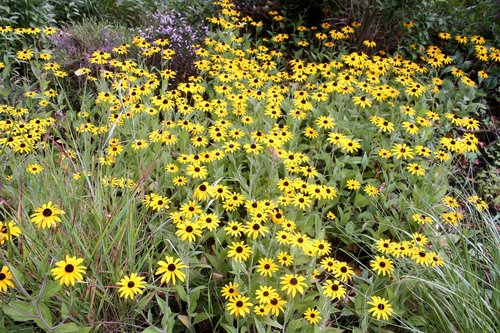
[345,222,355,235]
[177,315,193,330]
[354,193,370,208]
[9,265,25,286]
[3,301,37,322]
[39,281,62,300]
[175,284,188,302]
[285,319,305,331]
[193,312,213,325]
[155,295,167,314]
[38,302,53,327]
[141,327,162,333]
[53,323,91,333]
[60,303,70,319]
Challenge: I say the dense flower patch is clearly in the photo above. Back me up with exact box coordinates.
[0,0,496,331]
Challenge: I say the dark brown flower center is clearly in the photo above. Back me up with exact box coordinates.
[65,264,74,273]
[127,281,135,288]
[167,264,176,271]
[42,208,53,217]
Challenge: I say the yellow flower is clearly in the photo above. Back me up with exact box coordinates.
[346,179,361,190]
[0,220,21,244]
[407,163,425,176]
[364,185,380,197]
[304,308,322,324]
[31,202,65,229]
[370,256,394,276]
[0,266,15,291]
[226,295,252,317]
[368,296,394,320]
[280,274,307,297]
[51,255,86,286]
[117,273,147,300]
[155,257,187,285]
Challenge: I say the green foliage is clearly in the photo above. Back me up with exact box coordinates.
[0,1,498,332]
[0,0,56,27]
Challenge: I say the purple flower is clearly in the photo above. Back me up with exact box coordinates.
[137,9,208,79]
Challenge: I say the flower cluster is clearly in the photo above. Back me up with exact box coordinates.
[0,0,496,330]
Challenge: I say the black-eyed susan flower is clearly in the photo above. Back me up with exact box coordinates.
[391,143,415,159]
[370,256,394,276]
[411,213,433,225]
[221,282,239,300]
[143,193,170,211]
[51,255,86,286]
[254,304,270,316]
[321,279,346,300]
[364,185,380,197]
[315,116,335,130]
[255,285,278,304]
[155,257,187,285]
[340,138,361,154]
[117,273,147,300]
[326,211,337,220]
[412,249,432,266]
[227,241,252,262]
[26,163,44,174]
[226,295,252,317]
[429,252,445,267]
[0,266,15,291]
[407,163,425,176]
[256,257,278,277]
[224,221,244,237]
[266,295,287,316]
[346,179,361,190]
[280,274,307,297]
[277,251,293,266]
[0,220,21,244]
[176,221,203,243]
[31,202,65,229]
[334,262,354,282]
[179,200,202,218]
[304,308,322,324]
[367,296,394,320]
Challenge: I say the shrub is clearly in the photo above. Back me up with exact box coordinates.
[0,0,498,332]
[136,7,209,81]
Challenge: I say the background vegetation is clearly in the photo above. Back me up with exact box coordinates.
[0,0,498,332]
